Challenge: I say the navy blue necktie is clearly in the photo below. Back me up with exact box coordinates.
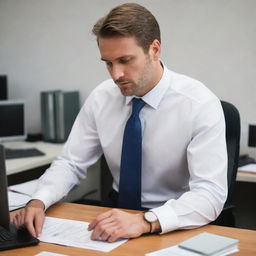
[118,98,145,210]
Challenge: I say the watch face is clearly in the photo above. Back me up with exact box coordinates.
[144,211,158,222]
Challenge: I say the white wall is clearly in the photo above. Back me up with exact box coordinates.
[0,0,255,153]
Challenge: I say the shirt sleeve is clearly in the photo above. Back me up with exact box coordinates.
[32,94,103,210]
[151,98,228,234]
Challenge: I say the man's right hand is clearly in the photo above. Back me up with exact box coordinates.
[11,199,45,237]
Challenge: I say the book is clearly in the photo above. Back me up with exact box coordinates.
[178,232,239,256]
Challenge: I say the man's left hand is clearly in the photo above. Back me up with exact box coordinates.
[88,209,150,242]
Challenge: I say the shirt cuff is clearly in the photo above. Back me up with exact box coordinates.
[151,202,180,234]
[31,189,57,211]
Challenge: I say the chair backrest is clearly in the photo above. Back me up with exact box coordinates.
[220,101,240,207]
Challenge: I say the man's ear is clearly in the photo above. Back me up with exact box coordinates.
[150,40,161,61]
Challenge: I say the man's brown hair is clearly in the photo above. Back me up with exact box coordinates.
[92,3,161,53]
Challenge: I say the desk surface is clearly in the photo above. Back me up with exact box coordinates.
[4,202,256,256]
[4,141,63,175]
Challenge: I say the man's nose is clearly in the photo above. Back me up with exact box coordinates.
[111,65,124,81]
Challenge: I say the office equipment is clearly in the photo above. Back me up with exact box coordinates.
[54,91,79,142]
[0,145,39,251]
[178,232,239,256]
[41,90,59,142]
[4,141,63,177]
[248,124,256,147]
[5,147,45,159]
[0,100,26,142]
[238,154,255,167]
[0,75,8,100]
[41,90,79,143]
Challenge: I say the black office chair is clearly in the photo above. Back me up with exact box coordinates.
[213,101,241,227]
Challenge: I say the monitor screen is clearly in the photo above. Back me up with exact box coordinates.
[0,100,26,142]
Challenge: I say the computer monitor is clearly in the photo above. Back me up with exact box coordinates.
[0,100,26,142]
[0,145,39,251]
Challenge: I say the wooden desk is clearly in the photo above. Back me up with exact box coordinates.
[4,203,256,256]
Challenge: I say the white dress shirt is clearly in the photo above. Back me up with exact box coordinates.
[33,66,227,234]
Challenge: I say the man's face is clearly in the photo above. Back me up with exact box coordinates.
[98,36,160,97]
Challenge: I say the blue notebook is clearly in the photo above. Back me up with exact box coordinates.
[178,232,239,256]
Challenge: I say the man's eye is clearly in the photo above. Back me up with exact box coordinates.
[106,62,112,67]
[119,58,131,64]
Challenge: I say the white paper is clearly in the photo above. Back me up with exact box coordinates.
[9,179,38,196]
[34,252,68,256]
[239,163,256,173]
[39,217,128,252]
[145,245,202,256]
[8,191,31,211]
[145,245,239,256]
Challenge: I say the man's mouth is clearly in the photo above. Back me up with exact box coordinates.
[115,80,131,87]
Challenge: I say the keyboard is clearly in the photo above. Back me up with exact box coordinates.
[0,225,39,251]
[5,147,45,159]
[0,227,15,242]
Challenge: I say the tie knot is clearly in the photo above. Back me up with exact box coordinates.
[132,98,145,116]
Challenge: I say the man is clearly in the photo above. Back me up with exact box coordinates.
[12,3,227,243]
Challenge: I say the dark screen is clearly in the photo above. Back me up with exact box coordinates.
[0,104,24,137]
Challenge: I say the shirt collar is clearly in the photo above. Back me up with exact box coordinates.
[125,64,171,109]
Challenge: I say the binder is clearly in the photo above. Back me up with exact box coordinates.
[40,90,79,143]
[41,90,59,142]
[54,91,80,142]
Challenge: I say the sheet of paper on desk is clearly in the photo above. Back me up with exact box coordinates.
[145,244,238,256]
[8,191,31,211]
[34,252,68,256]
[239,163,256,173]
[39,217,128,252]
[9,179,38,196]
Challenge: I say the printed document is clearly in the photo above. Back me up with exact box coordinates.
[39,217,128,252]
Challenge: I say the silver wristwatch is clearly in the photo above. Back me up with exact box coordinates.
[143,211,158,233]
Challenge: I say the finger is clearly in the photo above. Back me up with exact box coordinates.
[11,215,18,227]
[91,221,117,241]
[24,210,37,237]
[100,224,118,241]
[88,210,113,230]
[13,210,24,227]
[34,212,45,237]
[108,228,123,243]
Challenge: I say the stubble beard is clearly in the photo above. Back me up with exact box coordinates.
[119,56,153,97]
